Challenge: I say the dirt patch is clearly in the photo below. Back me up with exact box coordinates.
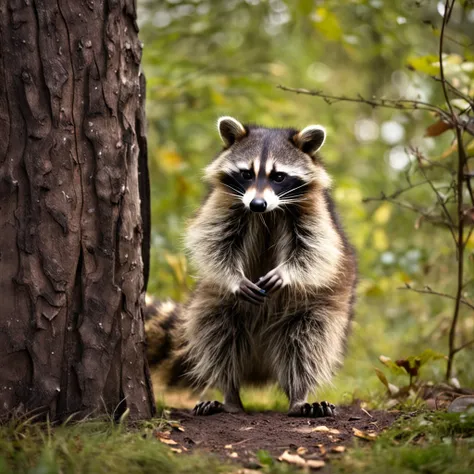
[166,406,398,467]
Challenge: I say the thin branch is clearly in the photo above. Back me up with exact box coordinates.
[431,76,474,108]
[277,85,453,122]
[452,339,474,355]
[373,180,430,199]
[411,147,458,244]
[422,19,474,48]
[439,0,457,124]
[419,155,455,172]
[444,32,474,48]
[398,285,474,311]
[440,0,468,381]
[363,193,454,228]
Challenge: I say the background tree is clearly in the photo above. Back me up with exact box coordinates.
[0,0,154,420]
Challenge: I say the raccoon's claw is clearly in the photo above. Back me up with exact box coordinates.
[258,268,284,295]
[192,400,225,416]
[303,401,336,417]
[237,277,267,305]
[290,401,336,418]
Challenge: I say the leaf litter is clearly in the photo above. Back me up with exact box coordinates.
[164,405,397,468]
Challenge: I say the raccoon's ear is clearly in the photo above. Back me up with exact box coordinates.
[217,116,247,147]
[294,125,326,157]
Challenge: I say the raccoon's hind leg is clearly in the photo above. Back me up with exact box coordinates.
[184,294,249,416]
[268,307,346,418]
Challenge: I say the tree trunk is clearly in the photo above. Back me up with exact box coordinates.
[0,0,155,421]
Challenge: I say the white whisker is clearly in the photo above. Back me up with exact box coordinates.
[279,198,309,205]
[278,182,309,198]
[220,191,243,198]
[222,183,244,196]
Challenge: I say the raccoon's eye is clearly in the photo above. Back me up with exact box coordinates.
[240,170,253,181]
[272,172,287,183]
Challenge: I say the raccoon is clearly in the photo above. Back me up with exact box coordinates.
[147,116,357,418]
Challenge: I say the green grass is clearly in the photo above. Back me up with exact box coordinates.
[0,416,230,474]
[332,411,474,474]
[1,409,473,474]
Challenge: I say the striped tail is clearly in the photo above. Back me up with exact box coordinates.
[144,296,191,387]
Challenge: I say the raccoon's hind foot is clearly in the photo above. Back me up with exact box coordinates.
[288,401,336,418]
[192,400,244,416]
[192,400,224,416]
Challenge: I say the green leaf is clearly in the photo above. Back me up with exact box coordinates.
[379,355,408,376]
[406,55,439,75]
[414,349,446,367]
[312,7,343,42]
[374,368,389,388]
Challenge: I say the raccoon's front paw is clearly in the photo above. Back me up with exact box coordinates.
[257,268,284,295]
[288,401,336,418]
[192,400,225,416]
[236,277,267,305]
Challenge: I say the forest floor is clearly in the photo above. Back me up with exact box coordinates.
[167,405,397,468]
[1,402,473,473]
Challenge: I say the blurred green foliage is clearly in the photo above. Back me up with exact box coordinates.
[138,0,474,398]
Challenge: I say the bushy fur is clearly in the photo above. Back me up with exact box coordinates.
[146,119,357,416]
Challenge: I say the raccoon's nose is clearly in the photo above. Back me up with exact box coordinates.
[250,198,267,213]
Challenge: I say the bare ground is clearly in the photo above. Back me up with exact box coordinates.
[164,405,398,467]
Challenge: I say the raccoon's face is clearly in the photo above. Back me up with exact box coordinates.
[205,116,331,213]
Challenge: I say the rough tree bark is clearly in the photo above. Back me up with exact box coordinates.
[0,0,155,420]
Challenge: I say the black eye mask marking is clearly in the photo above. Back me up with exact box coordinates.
[271,176,308,199]
[220,170,253,196]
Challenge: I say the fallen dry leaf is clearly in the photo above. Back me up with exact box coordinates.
[352,427,377,441]
[158,437,178,445]
[296,446,308,455]
[331,446,346,453]
[154,432,178,445]
[312,425,329,432]
[306,460,326,469]
[312,425,341,435]
[279,450,325,469]
[170,448,182,454]
[229,452,239,458]
[224,444,233,449]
